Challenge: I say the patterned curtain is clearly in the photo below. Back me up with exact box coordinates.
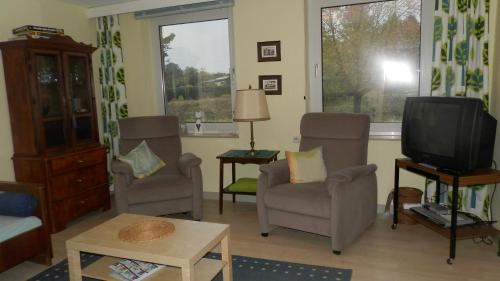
[96,15,128,186]
[427,0,491,221]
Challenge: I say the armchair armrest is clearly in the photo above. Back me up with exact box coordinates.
[258,159,289,234]
[326,164,377,191]
[259,159,290,188]
[326,164,378,251]
[0,181,49,229]
[178,153,203,220]
[111,160,134,175]
[111,160,135,213]
[178,153,202,178]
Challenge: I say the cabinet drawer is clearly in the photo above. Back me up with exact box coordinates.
[50,163,107,200]
[52,185,109,226]
[68,186,109,219]
[50,148,105,174]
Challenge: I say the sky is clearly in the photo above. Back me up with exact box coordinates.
[161,19,230,74]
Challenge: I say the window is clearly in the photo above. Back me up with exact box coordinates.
[307,0,434,137]
[152,8,236,135]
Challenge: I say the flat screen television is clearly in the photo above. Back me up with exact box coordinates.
[401,96,497,173]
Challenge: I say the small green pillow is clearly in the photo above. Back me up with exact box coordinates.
[118,141,165,179]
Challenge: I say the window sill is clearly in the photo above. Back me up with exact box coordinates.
[369,134,401,140]
[181,132,239,138]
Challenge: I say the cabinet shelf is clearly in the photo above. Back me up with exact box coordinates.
[403,210,500,240]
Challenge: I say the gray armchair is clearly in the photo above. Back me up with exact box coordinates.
[112,116,203,220]
[257,113,377,254]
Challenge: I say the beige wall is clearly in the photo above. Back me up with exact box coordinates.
[119,0,423,205]
[2,0,496,209]
[0,0,98,181]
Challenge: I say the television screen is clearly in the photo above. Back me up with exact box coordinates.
[402,97,496,173]
[406,102,460,157]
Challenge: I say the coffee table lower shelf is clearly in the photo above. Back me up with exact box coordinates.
[404,210,500,239]
[82,256,226,281]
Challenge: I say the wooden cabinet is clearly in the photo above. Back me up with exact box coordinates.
[0,36,110,233]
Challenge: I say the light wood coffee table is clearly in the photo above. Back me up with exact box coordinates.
[66,213,231,281]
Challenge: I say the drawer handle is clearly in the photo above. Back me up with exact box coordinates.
[75,178,84,183]
[77,159,86,164]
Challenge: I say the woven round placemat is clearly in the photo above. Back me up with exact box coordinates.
[118,220,175,243]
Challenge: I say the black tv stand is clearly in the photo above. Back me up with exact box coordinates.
[394,158,500,264]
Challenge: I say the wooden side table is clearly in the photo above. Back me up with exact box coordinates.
[393,158,500,264]
[217,149,279,214]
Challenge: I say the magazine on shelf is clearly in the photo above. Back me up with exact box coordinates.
[410,206,475,228]
[12,25,64,35]
[109,259,164,281]
[426,202,451,215]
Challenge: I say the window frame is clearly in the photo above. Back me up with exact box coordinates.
[151,8,237,136]
[306,0,434,138]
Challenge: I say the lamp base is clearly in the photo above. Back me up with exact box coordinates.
[249,121,255,155]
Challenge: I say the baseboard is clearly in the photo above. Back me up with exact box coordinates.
[204,191,388,213]
[377,204,386,214]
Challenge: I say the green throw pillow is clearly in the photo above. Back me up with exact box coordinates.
[118,141,165,179]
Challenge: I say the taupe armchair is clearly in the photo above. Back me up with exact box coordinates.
[112,116,203,220]
[257,113,377,254]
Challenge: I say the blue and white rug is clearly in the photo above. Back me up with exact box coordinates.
[29,252,352,281]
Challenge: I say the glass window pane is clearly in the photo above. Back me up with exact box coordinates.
[44,120,65,148]
[75,117,92,141]
[160,19,231,123]
[321,0,421,123]
[67,55,91,113]
[36,54,63,118]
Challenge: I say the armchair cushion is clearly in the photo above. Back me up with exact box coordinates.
[285,146,327,184]
[0,192,38,217]
[264,182,330,219]
[127,174,193,204]
[118,140,165,179]
[0,215,42,243]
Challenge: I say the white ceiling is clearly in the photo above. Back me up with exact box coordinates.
[62,0,138,8]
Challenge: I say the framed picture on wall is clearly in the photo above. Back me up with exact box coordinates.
[259,75,282,95]
[257,41,281,62]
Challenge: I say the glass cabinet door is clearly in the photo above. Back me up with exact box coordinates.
[33,51,67,149]
[64,54,94,143]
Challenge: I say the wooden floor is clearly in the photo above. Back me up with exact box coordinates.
[1,199,500,281]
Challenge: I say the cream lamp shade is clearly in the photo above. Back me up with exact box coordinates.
[233,89,270,121]
[233,88,270,155]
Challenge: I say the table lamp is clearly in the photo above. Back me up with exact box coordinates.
[233,87,270,155]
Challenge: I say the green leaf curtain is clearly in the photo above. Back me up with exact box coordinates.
[427,0,492,221]
[97,15,128,187]
[431,0,489,103]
